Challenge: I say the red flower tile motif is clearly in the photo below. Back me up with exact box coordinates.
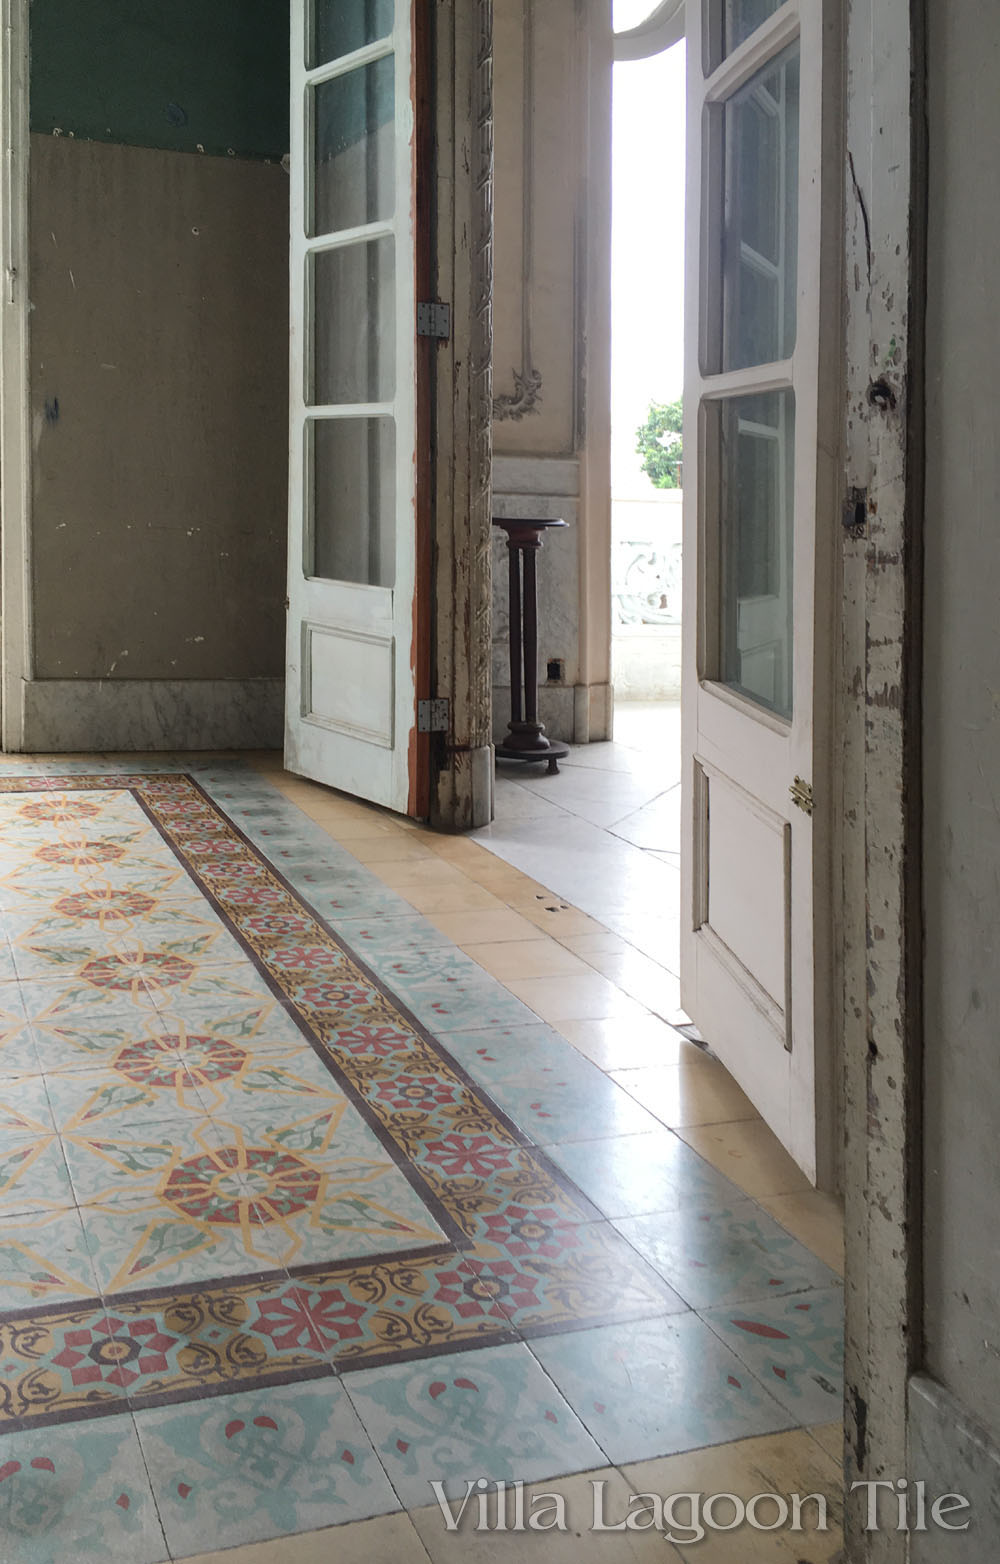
[462,1256,542,1314]
[242,913,317,941]
[161,1146,322,1225]
[176,835,245,857]
[432,1265,508,1321]
[371,1075,463,1112]
[267,944,348,974]
[113,1035,195,1089]
[54,889,155,921]
[20,799,101,822]
[80,952,194,991]
[166,817,229,836]
[166,1034,248,1081]
[202,860,271,880]
[35,840,125,866]
[52,1315,179,1389]
[475,1205,583,1260]
[296,980,380,1009]
[422,1134,517,1179]
[255,1284,366,1352]
[215,884,289,909]
[328,1024,417,1057]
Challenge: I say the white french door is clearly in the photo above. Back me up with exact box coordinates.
[681,0,839,1182]
[285,0,424,814]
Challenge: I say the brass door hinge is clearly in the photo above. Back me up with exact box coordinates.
[790,777,814,815]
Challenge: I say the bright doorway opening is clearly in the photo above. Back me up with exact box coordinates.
[609,30,686,887]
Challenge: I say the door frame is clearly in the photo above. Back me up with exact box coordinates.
[0,0,31,754]
[841,0,925,1555]
[427,0,496,830]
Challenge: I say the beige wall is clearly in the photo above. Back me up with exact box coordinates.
[491,0,613,743]
[24,134,288,741]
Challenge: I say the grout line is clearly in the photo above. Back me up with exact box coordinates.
[128,1405,174,1562]
[338,1373,419,1536]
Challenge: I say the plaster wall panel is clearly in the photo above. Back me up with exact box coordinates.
[490,0,613,742]
[28,135,289,684]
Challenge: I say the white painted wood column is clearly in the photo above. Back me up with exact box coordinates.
[841,0,925,1555]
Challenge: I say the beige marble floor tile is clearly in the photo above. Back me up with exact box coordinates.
[372,858,473,888]
[262,782,323,806]
[347,835,438,863]
[505,974,649,1024]
[316,815,411,841]
[468,939,595,981]
[578,949,682,1015]
[459,863,554,895]
[428,908,549,947]
[518,904,620,939]
[424,835,502,865]
[610,1061,759,1128]
[808,1423,844,1464]
[556,1015,701,1071]
[310,797,413,831]
[176,1512,432,1564]
[398,881,509,914]
[674,1120,814,1198]
[411,1467,682,1563]
[559,931,638,959]
[759,1191,845,1275]
[289,794,379,821]
[621,1429,843,1562]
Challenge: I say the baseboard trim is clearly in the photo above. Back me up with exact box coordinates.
[16,677,285,752]
[907,1372,1000,1558]
[574,681,613,743]
[431,741,495,831]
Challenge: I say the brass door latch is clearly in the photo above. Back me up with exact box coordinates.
[790,777,814,815]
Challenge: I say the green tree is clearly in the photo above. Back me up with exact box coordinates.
[635,397,684,489]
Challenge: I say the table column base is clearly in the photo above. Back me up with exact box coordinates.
[495,732,570,775]
[492,514,570,779]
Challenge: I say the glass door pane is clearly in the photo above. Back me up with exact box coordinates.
[308,417,396,586]
[310,0,394,68]
[717,389,795,718]
[301,5,398,591]
[707,0,786,68]
[310,238,396,405]
[723,0,784,55]
[722,44,799,371]
[310,56,395,237]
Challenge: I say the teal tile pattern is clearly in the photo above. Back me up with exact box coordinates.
[613,1199,840,1308]
[0,1415,167,1564]
[135,1380,398,1554]
[528,1314,795,1463]
[345,1342,604,1505]
[700,1285,845,1425]
[546,1127,745,1218]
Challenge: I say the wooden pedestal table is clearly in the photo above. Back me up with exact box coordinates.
[492,516,570,775]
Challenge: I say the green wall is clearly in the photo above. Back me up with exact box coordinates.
[30,0,289,160]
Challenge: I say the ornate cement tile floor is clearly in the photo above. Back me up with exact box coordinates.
[0,759,844,1561]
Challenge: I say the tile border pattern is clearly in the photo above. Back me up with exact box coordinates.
[0,774,680,1431]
